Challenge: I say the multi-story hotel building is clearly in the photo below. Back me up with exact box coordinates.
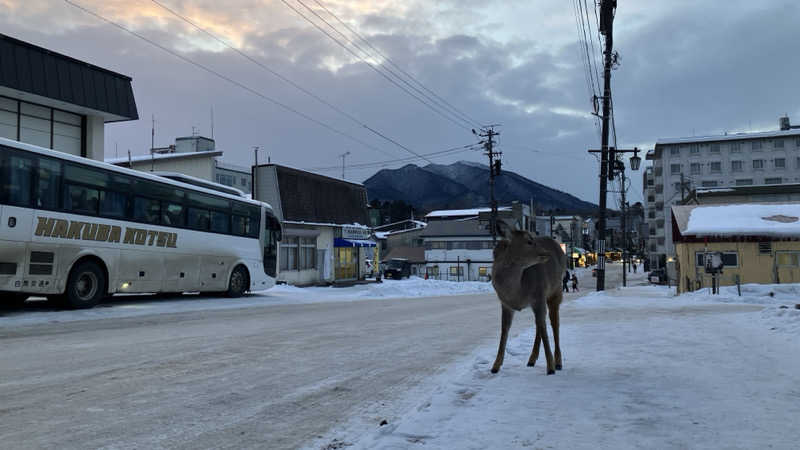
[644,117,800,268]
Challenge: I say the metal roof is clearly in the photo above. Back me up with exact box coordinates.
[0,33,138,121]
[265,164,369,225]
[105,150,223,165]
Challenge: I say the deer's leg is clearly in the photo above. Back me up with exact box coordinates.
[534,301,555,375]
[527,320,541,367]
[491,306,514,373]
[548,294,563,370]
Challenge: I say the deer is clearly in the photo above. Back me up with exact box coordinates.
[490,221,567,375]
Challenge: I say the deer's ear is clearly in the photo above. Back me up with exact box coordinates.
[495,220,513,240]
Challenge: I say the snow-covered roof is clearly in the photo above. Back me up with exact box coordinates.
[673,203,800,238]
[105,150,222,165]
[656,128,800,146]
[426,207,510,218]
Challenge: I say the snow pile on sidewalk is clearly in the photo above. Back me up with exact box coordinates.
[314,284,800,450]
[1,277,494,328]
[270,276,493,301]
[679,283,800,334]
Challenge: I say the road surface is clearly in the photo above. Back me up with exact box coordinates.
[0,265,623,449]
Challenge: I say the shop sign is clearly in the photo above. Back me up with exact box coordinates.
[342,225,371,240]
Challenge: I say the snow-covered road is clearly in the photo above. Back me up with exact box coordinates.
[318,280,800,450]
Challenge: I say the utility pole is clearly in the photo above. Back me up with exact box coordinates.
[595,0,616,291]
[620,167,627,287]
[253,146,259,201]
[339,151,351,179]
[475,126,501,244]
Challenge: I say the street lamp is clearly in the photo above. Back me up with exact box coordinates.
[629,151,641,171]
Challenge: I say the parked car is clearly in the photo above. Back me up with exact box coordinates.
[648,268,667,285]
[383,258,411,279]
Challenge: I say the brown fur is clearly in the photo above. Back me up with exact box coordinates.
[490,222,567,374]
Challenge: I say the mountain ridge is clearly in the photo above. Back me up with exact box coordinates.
[364,161,596,213]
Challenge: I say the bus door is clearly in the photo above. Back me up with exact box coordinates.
[263,212,280,278]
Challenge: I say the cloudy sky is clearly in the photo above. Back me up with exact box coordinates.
[2,0,799,204]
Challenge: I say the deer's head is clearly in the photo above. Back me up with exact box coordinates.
[494,221,552,269]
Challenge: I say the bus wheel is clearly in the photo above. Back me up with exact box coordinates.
[226,265,249,298]
[64,260,106,309]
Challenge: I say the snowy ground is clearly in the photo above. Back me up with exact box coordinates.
[313,275,800,450]
[0,277,493,328]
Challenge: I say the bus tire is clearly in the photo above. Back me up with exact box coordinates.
[226,265,249,298]
[64,260,107,309]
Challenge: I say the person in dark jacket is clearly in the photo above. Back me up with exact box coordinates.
[563,271,570,292]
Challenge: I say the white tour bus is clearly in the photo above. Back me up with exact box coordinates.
[0,137,281,309]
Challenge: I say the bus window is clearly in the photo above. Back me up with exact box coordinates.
[187,207,210,230]
[64,184,99,215]
[7,154,33,206]
[133,196,161,224]
[231,215,246,236]
[210,210,230,234]
[100,190,128,218]
[64,164,110,188]
[162,202,185,227]
[36,157,61,209]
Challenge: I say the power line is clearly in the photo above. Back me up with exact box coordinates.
[307,142,481,172]
[279,0,473,132]
[63,0,395,159]
[310,0,483,129]
[149,0,432,163]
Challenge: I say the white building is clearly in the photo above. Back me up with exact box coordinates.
[106,136,252,194]
[421,218,494,281]
[0,33,138,161]
[644,117,800,268]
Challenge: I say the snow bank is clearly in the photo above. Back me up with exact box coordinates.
[0,277,494,328]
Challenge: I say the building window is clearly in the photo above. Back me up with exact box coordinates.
[673,182,681,191]
[765,177,782,185]
[648,211,656,219]
[752,159,764,170]
[478,266,490,277]
[690,163,701,175]
[709,161,721,173]
[280,237,299,270]
[647,195,655,202]
[670,164,681,174]
[751,141,762,151]
[796,138,800,148]
[241,177,248,186]
[449,266,464,277]
[775,158,786,169]
[1,95,83,156]
[710,143,720,153]
[695,251,739,268]
[776,252,800,267]
[731,160,743,172]
[689,144,699,154]
[735,178,753,186]
[670,147,680,156]
[730,142,741,153]
[774,139,784,149]
[427,241,446,249]
[701,180,718,187]
[299,237,316,269]
[796,156,800,169]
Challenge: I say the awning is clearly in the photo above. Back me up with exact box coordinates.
[334,238,376,247]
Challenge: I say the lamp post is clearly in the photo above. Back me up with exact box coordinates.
[588,147,641,289]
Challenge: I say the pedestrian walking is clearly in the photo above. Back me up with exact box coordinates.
[571,273,579,292]
[633,262,637,273]
[563,270,570,292]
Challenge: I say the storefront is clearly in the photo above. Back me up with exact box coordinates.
[334,225,376,281]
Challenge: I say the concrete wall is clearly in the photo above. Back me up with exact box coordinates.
[85,115,105,161]
[675,240,800,293]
